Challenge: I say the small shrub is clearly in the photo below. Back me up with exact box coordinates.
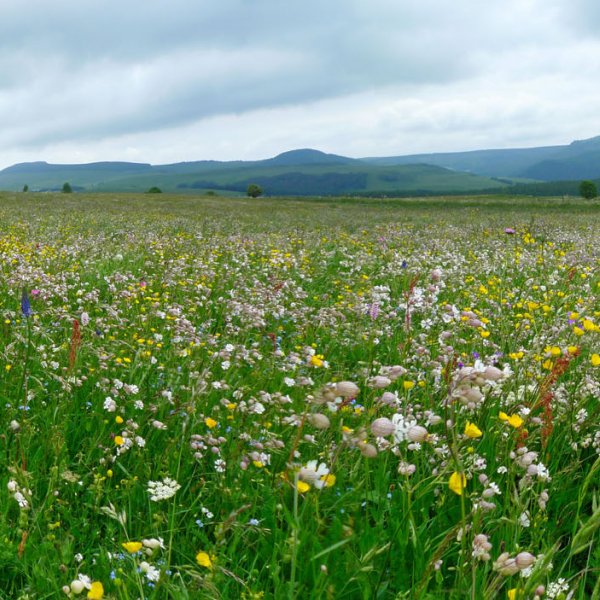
[579,180,597,199]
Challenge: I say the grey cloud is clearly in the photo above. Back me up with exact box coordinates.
[1,0,600,166]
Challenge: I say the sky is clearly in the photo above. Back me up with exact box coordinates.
[1,0,600,168]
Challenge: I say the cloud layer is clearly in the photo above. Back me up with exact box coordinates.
[1,0,600,167]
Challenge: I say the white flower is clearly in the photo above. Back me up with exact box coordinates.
[147,477,181,502]
[250,402,265,414]
[519,511,531,527]
[103,397,117,412]
[140,561,160,582]
[391,413,417,443]
[299,460,330,489]
[13,491,29,508]
[77,574,92,589]
[124,384,139,395]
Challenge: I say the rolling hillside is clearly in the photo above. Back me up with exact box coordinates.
[363,136,600,181]
[1,136,599,195]
[0,150,509,196]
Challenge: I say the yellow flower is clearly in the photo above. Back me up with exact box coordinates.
[114,435,124,446]
[297,481,311,493]
[591,354,600,367]
[567,346,579,355]
[87,582,104,599]
[403,381,415,391]
[115,415,124,424]
[196,551,213,569]
[321,474,336,488]
[499,412,524,428]
[122,541,143,553]
[205,417,218,429]
[464,422,482,439]
[449,472,466,496]
[310,355,324,367]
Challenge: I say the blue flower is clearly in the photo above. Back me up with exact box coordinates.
[21,289,33,318]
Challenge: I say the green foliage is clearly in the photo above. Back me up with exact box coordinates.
[579,180,598,199]
[22,184,28,192]
[246,183,263,198]
[146,186,163,194]
[61,182,72,193]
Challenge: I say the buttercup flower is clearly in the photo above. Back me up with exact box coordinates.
[122,541,143,553]
[449,472,467,495]
[464,422,483,438]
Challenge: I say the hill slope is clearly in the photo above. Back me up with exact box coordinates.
[2,136,600,195]
[363,136,600,181]
[0,153,507,195]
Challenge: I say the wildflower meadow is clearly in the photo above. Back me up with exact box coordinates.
[0,192,599,599]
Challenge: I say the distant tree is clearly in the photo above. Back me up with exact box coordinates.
[22,184,28,192]
[146,186,163,194]
[579,180,598,199]
[247,183,263,198]
[62,182,72,193]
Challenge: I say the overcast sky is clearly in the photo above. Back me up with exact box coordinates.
[1,0,600,168]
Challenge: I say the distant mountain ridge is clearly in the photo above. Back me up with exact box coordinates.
[1,137,599,195]
[363,136,600,181]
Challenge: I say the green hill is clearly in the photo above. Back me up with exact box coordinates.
[2,136,600,195]
[0,153,507,196]
[363,136,600,181]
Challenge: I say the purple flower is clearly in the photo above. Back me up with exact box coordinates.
[504,228,516,235]
[21,289,33,318]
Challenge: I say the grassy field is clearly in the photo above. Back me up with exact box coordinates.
[0,192,599,599]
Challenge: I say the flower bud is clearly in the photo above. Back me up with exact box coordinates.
[358,442,377,458]
[369,376,391,389]
[335,381,359,398]
[483,366,503,381]
[407,425,428,443]
[307,413,330,430]
[371,417,395,437]
[515,552,535,569]
[70,580,85,594]
[493,553,519,576]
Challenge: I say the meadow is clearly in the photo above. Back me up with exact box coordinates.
[0,192,598,599]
